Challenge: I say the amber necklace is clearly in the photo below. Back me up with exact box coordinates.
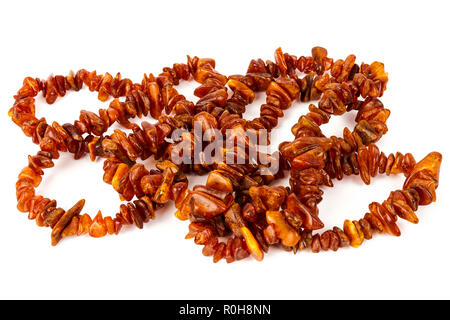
[10,47,442,263]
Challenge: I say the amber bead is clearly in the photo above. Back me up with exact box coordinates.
[284,210,303,230]
[44,208,65,228]
[249,186,286,213]
[344,220,364,248]
[77,214,92,236]
[329,231,340,251]
[266,211,300,247]
[240,226,264,261]
[114,218,123,235]
[105,216,115,235]
[128,203,143,229]
[363,212,384,234]
[18,166,42,188]
[140,174,163,195]
[152,169,175,204]
[206,170,233,193]
[357,146,371,185]
[189,191,228,219]
[311,234,321,253]
[28,195,44,220]
[202,237,219,257]
[279,136,332,161]
[359,218,373,240]
[291,148,327,171]
[233,237,250,261]
[369,202,400,237]
[61,216,79,238]
[242,203,258,223]
[352,220,365,244]
[36,199,57,227]
[51,199,85,246]
[224,204,245,237]
[227,79,255,104]
[320,231,331,251]
[17,189,35,213]
[404,152,442,205]
[285,194,324,231]
[30,198,50,222]
[225,238,235,263]
[333,227,350,248]
[387,191,418,224]
[213,242,227,263]
[194,228,213,245]
[89,211,107,238]
[111,164,129,194]
[263,224,279,245]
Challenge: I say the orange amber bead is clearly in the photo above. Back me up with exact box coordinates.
[206,170,233,193]
[240,226,264,262]
[369,202,401,237]
[18,166,41,187]
[266,211,300,247]
[104,216,115,235]
[61,216,79,238]
[344,220,364,248]
[111,163,129,193]
[51,199,85,246]
[77,214,92,236]
[404,152,442,205]
[89,211,107,238]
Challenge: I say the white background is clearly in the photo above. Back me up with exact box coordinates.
[1,0,449,299]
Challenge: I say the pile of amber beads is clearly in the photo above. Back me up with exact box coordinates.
[10,47,442,262]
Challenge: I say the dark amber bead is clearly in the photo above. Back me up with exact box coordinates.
[51,199,85,246]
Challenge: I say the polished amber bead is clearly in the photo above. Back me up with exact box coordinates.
[240,226,264,262]
[202,237,218,257]
[77,214,92,236]
[61,216,79,238]
[227,79,255,104]
[114,217,123,235]
[89,211,107,238]
[369,202,400,237]
[105,216,115,235]
[111,163,129,193]
[311,234,321,253]
[387,191,418,224]
[344,220,364,248]
[190,191,228,219]
[206,170,233,193]
[51,199,85,246]
[285,194,323,230]
[404,152,442,205]
[333,227,350,247]
[18,166,41,187]
[266,211,300,247]
[212,242,226,263]
[153,168,175,204]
